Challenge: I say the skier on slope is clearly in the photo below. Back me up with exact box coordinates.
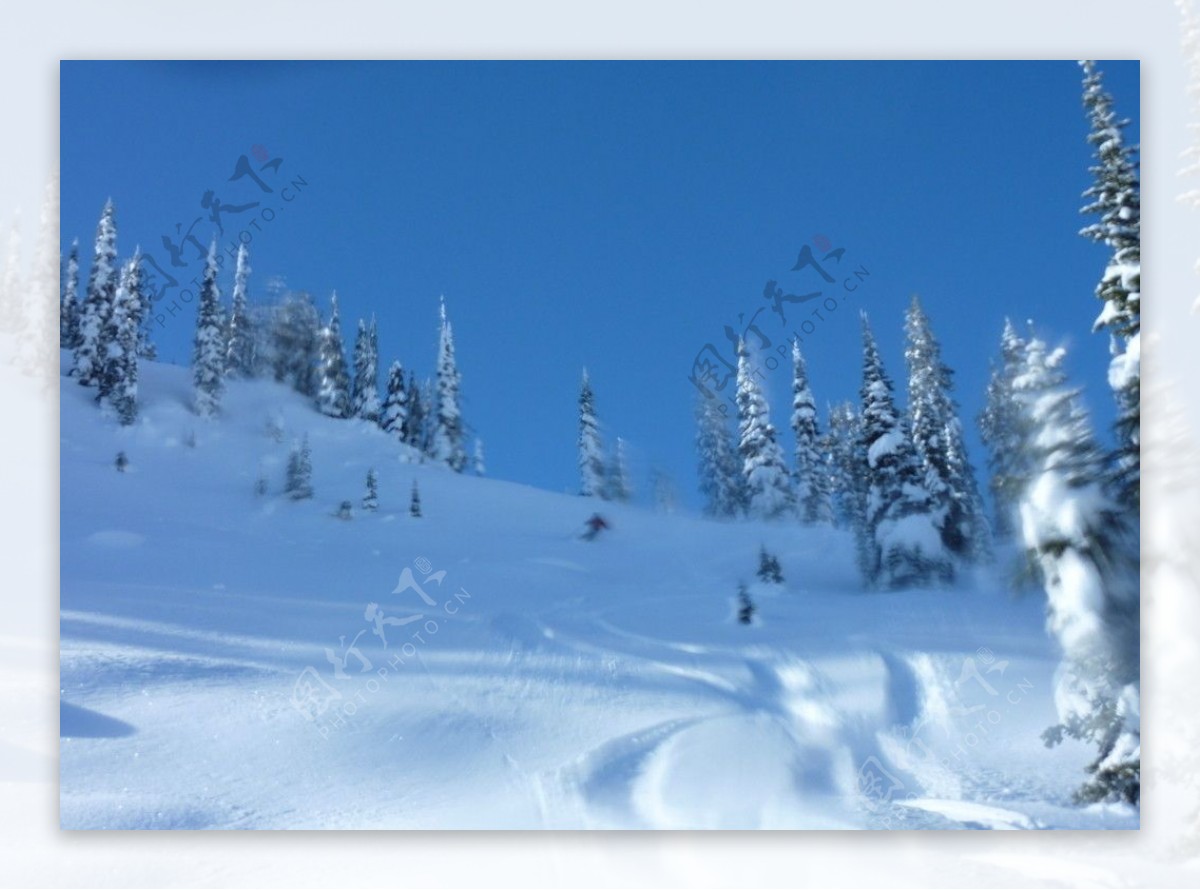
[581,513,610,541]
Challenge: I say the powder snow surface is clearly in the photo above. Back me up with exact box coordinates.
[59,356,1137,830]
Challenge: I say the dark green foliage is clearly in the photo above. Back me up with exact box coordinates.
[756,546,784,585]
[285,436,313,500]
[363,469,379,512]
[316,294,351,418]
[192,244,226,418]
[695,392,744,517]
[736,584,755,626]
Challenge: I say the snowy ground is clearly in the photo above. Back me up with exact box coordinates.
[59,356,1138,830]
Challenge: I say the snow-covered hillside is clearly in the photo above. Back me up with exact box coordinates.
[59,356,1137,830]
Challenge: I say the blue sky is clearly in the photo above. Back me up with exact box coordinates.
[61,60,1139,506]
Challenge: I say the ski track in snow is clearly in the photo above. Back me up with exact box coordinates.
[58,357,1138,830]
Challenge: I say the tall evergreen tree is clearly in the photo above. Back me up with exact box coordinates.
[695,392,744,517]
[735,339,794,520]
[859,312,946,588]
[225,243,255,377]
[1015,332,1140,804]
[419,378,435,456]
[380,360,408,441]
[606,437,632,502]
[978,319,1029,538]
[904,295,989,566]
[351,317,382,423]
[269,290,321,396]
[432,299,467,471]
[1080,60,1140,508]
[136,302,157,361]
[791,339,831,524]
[192,242,226,418]
[315,292,352,418]
[403,370,424,449]
[75,199,118,388]
[60,239,81,349]
[824,401,866,534]
[104,253,143,425]
[578,367,606,497]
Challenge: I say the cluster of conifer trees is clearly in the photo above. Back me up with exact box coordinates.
[62,213,481,475]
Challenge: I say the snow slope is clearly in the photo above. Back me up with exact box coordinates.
[59,356,1137,829]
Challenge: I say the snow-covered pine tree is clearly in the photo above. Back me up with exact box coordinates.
[419,378,435,456]
[943,417,992,562]
[60,239,81,349]
[473,438,485,476]
[791,339,831,524]
[192,242,226,418]
[136,303,157,361]
[104,253,144,425]
[285,435,314,500]
[1015,332,1140,804]
[225,243,255,378]
[904,294,989,567]
[432,299,468,471]
[269,290,322,396]
[363,468,379,512]
[605,437,632,502]
[578,368,607,497]
[695,391,745,517]
[735,339,794,520]
[401,372,424,449]
[380,360,408,441]
[757,546,784,585]
[75,199,118,388]
[978,319,1029,538]
[351,316,382,423]
[410,480,422,517]
[248,302,277,379]
[858,312,947,588]
[408,371,427,448]
[315,292,352,418]
[823,401,865,533]
[1079,60,1141,508]
[99,252,138,407]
